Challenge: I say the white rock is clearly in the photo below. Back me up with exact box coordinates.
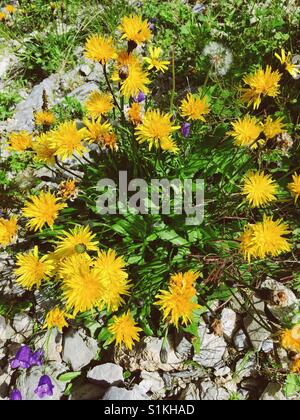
[235,353,257,380]
[13,313,34,338]
[260,383,286,400]
[0,367,10,399]
[221,308,237,340]
[262,278,298,321]
[0,316,15,341]
[199,380,230,400]
[214,365,231,377]
[63,329,98,371]
[175,336,192,358]
[87,363,123,386]
[233,329,249,351]
[34,329,63,363]
[102,385,150,400]
[261,339,274,353]
[244,297,270,351]
[193,325,227,368]
[139,371,165,397]
[178,383,200,400]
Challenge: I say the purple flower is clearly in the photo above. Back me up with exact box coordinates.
[10,389,22,400]
[148,18,157,31]
[30,349,44,367]
[134,91,146,103]
[181,122,191,138]
[10,345,32,369]
[34,375,54,399]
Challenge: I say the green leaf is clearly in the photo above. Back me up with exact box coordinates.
[58,371,81,382]
[284,374,300,397]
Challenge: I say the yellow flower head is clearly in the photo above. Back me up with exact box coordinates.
[228,115,262,148]
[263,116,286,139]
[240,216,291,261]
[242,171,278,207]
[34,110,56,127]
[0,216,18,248]
[241,66,282,109]
[60,254,103,315]
[83,118,113,144]
[43,307,73,332]
[144,46,170,73]
[135,109,180,151]
[33,132,57,166]
[8,131,33,152]
[57,179,79,201]
[84,34,117,64]
[94,249,131,312]
[51,121,87,160]
[119,15,152,46]
[0,12,7,21]
[155,271,200,328]
[120,57,150,98]
[275,49,300,79]
[102,132,118,151]
[54,225,98,260]
[281,324,300,353]
[291,358,300,374]
[288,173,300,203]
[22,191,66,232]
[84,91,114,118]
[4,4,16,13]
[127,102,143,125]
[180,93,210,122]
[160,137,179,153]
[15,246,54,290]
[108,311,142,350]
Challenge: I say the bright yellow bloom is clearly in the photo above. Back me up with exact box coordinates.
[51,121,87,160]
[291,358,300,374]
[263,116,286,139]
[281,325,300,353]
[108,311,142,350]
[160,137,179,153]
[60,254,103,315]
[94,249,131,312]
[241,66,282,109]
[144,46,170,72]
[43,307,73,332]
[180,93,210,122]
[0,216,18,248]
[8,131,33,152]
[0,12,7,21]
[242,171,278,207]
[32,132,57,166]
[119,15,151,45]
[288,173,300,203]
[83,118,113,144]
[15,246,54,290]
[120,58,150,98]
[127,102,143,125]
[34,110,56,127]
[240,216,291,261]
[102,132,118,151]
[275,49,300,78]
[22,191,66,232]
[228,115,262,148]
[135,109,180,151]
[57,179,79,201]
[155,271,200,328]
[84,34,117,64]
[54,225,98,259]
[84,91,114,118]
[4,5,16,14]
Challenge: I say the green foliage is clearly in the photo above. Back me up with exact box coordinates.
[284,374,300,398]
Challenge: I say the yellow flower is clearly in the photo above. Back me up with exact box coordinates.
[32,132,57,166]
[43,307,73,332]
[94,249,131,312]
[22,191,66,232]
[155,271,200,328]
[108,311,142,350]
[239,216,291,261]
[0,12,7,21]
[275,49,300,79]
[54,225,98,259]
[51,121,87,160]
[120,57,150,98]
[102,132,118,151]
[127,102,143,125]
[291,358,300,374]
[180,93,210,122]
[135,109,180,151]
[241,66,282,109]
[8,131,33,152]
[242,171,278,207]
[0,216,18,248]
[119,15,151,46]
[228,115,262,148]
[57,179,79,201]
[288,173,300,203]
[84,91,114,118]
[281,324,300,353]
[4,5,16,14]
[83,118,113,144]
[15,246,54,290]
[144,46,170,72]
[84,34,116,64]
[34,110,56,127]
[160,137,179,153]
[60,254,103,315]
[263,116,286,139]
